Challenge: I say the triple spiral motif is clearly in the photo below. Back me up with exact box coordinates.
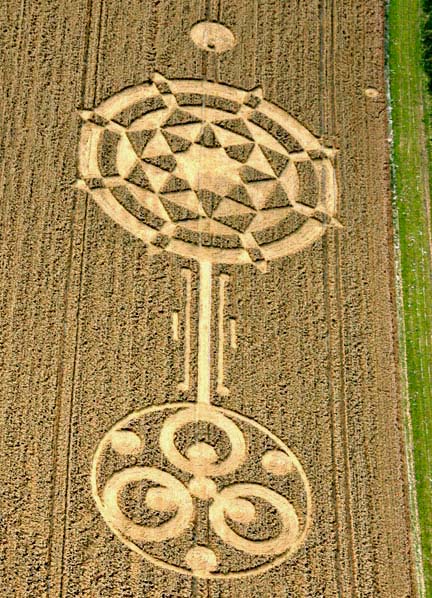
[91,403,312,578]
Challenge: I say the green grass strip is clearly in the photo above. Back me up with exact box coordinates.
[388,0,432,593]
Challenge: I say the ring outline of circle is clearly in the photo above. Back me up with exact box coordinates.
[102,466,194,543]
[91,402,313,579]
[159,403,247,477]
[79,79,337,265]
[209,483,300,555]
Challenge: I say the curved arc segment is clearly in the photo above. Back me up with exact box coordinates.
[91,188,159,245]
[78,122,103,177]
[257,99,323,151]
[167,78,248,105]
[209,482,300,555]
[101,466,194,543]
[95,82,156,120]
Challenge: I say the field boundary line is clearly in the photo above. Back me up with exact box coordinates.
[387,0,432,594]
[320,0,358,594]
[47,1,104,595]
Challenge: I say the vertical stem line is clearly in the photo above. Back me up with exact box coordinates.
[217,274,230,396]
[178,268,192,392]
[197,261,212,404]
[172,311,179,341]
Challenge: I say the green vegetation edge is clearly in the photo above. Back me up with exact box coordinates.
[387,0,432,594]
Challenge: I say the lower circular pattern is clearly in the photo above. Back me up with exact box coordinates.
[91,402,312,579]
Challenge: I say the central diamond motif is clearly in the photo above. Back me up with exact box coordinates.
[175,144,241,196]
[116,99,338,248]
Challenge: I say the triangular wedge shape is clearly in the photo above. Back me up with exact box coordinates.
[161,130,192,153]
[163,108,202,127]
[213,197,254,217]
[141,130,172,157]
[212,126,250,147]
[195,125,221,148]
[163,123,203,142]
[246,180,278,210]
[215,212,255,233]
[138,162,169,193]
[248,207,293,232]
[224,143,254,163]
[160,175,191,194]
[260,145,290,177]
[160,197,200,222]
[124,162,154,191]
[214,118,254,141]
[196,189,224,217]
[263,183,292,209]
[245,145,276,177]
[131,186,170,221]
[226,185,255,209]
[240,165,275,184]
[126,129,156,156]
[142,154,177,172]
[159,190,205,216]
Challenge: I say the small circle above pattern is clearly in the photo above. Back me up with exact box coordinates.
[190,21,237,54]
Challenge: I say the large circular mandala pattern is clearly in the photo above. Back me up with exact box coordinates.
[80,71,336,580]
[91,403,312,579]
[78,73,339,267]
